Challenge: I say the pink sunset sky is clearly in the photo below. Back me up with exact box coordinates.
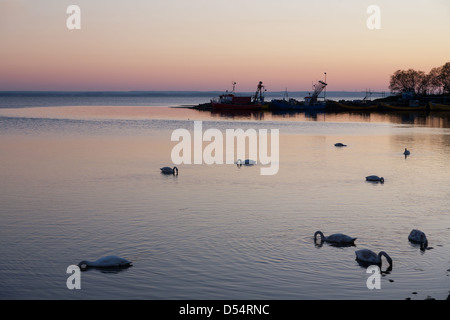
[0,0,449,92]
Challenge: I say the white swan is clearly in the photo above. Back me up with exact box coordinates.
[403,148,410,156]
[355,249,392,268]
[365,175,384,183]
[408,229,428,249]
[236,159,256,166]
[314,231,356,244]
[160,166,178,175]
[78,256,132,271]
[334,143,347,147]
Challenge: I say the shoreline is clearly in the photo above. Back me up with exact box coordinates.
[1,104,449,129]
[180,94,450,113]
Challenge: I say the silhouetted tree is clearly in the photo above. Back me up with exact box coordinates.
[389,63,450,95]
[389,69,425,94]
[440,62,450,94]
[428,66,443,94]
[416,72,430,95]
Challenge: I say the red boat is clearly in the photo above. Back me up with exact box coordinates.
[211,81,266,111]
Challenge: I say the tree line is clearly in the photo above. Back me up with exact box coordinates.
[389,62,450,95]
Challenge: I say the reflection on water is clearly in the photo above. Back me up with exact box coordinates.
[0,105,449,300]
[208,109,450,128]
[0,105,450,128]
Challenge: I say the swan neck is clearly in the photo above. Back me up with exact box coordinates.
[379,251,392,266]
[422,235,428,248]
[421,240,428,250]
[78,260,93,269]
[314,231,325,241]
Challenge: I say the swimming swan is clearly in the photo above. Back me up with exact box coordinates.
[78,256,132,271]
[408,229,428,249]
[314,231,356,244]
[355,249,393,268]
[365,175,384,183]
[160,166,178,175]
[334,143,347,147]
[236,159,256,166]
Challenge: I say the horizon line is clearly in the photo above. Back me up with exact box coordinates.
[0,90,390,94]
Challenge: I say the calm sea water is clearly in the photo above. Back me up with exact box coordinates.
[0,92,449,300]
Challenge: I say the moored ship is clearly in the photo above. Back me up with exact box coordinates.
[211,81,266,111]
[337,90,378,111]
[270,89,303,110]
[429,102,450,111]
[303,79,327,110]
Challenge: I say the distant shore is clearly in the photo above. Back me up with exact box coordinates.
[181,94,450,112]
[1,91,448,112]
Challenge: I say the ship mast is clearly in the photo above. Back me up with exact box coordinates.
[305,77,327,106]
[254,81,266,103]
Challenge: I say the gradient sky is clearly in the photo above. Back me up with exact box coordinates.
[1,0,449,91]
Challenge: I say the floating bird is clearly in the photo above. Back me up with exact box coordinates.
[78,256,132,271]
[314,231,356,244]
[365,175,384,183]
[408,229,428,249]
[355,249,393,268]
[236,159,256,166]
[403,148,411,156]
[160,166,178,175]
[334,143,347,147]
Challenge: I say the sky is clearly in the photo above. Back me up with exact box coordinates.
[0,0,449,92]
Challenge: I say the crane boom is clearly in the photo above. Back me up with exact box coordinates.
[312,80,327,99]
